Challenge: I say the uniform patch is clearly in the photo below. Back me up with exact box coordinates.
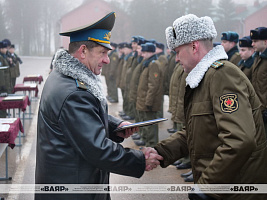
[220,93,238,113]
[154,73,158,78]
[75,80,88,90]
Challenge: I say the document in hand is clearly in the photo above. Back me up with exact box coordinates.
[114,118,168,132]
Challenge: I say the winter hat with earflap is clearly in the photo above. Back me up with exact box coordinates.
[165,14,217,50]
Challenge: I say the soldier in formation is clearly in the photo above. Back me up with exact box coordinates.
[250,27,267,136]
[237,36,255,81]
[221,31,241,66]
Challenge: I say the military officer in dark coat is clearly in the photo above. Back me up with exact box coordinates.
[250,27,267,136]
[221,31,241,66]
[237,36,254,81]
[35,12,163,200]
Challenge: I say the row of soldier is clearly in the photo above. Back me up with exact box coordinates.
[102,37,169,148]
[221,28,267,137]
[102,26,267,183]
[101,37,194,181]
[0,38,23,117]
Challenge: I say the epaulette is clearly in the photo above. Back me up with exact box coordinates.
[75,80,88,90]
[211,61,224,69]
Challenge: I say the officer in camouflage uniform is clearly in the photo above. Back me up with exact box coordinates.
[237,36,254,81]
[221,31,241,66]
[135,43,163,147]
[250,27,267,136]
[0,41,12,117]
[0,41,12,94]
[9,44,22,87]
[2,39,16,91]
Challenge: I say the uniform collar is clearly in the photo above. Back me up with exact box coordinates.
[143,54,158,68]
[260,48,267,59]
[243,56,254,68]
[108,49,117,56]
[227,45,239,60]
[53,49,106,105]
[186,45,228,89]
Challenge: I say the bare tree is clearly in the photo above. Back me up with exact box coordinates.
[2,0,80,56]
[125,0,187,43]
[213,0,238,41]
[0,2,8,39]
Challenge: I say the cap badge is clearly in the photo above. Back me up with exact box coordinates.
[104,32,111,40]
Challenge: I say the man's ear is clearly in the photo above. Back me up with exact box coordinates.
[191,41,199,53]
[78,45,87,59]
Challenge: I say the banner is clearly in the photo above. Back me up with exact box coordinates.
[0,184,266,194]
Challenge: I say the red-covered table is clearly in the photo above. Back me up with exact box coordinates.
[13,83,39,97]
[0,118,24,180]
[0,118,24,148]
[0,95,30,136]
[23,74,43,84]
[0,96,30,112]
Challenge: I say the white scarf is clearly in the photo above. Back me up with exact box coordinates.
[186,45,228,89]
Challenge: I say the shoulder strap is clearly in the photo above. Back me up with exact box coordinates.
[211,61,224,69]
[75,80,88,90]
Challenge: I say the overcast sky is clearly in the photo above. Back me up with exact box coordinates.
[212,0,265,5]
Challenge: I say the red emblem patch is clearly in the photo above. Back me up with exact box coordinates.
[220,93,239,113]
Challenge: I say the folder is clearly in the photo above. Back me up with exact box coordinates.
[114,118,168,132]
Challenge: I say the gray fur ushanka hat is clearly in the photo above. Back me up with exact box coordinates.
[166,14,217,50]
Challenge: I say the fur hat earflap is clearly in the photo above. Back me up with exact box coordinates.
[166,14,217,50]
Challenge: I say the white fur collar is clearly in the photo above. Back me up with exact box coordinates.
[53,49,107,110]
[186,45,228,89]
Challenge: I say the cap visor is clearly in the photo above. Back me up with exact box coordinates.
[97,42,112,50]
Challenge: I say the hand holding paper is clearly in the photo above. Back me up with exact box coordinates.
[116,121,139,138]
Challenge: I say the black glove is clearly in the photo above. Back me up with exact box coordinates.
[188,193,216,200]
[146,105,152,111]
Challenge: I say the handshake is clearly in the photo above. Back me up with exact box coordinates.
[140,147,163,171]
